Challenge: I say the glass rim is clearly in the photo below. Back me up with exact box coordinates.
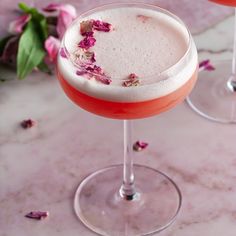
[62,2,195,83]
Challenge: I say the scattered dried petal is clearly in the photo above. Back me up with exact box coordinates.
[80,20,94,36]
[133,141,149,152]
[25,211,49,220]
[122,73,140,87]
[59,48,67,58]
[199,60,215,71]
[137,15,151,23]
[20,119,36,129]
[92,20,112,32]
[78,36,96,50]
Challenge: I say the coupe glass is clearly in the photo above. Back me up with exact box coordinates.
[57,3,198,235]
[187,0,236,123]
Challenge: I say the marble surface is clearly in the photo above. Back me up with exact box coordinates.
[1,1,236,236]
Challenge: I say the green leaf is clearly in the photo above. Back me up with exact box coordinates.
[17,20,45,80]
[37,61,52,74]
[18,2,48,40]
[0,35,14,57]
[18,2,30,12]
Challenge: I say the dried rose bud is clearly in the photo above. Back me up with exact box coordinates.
[80,20,94,36]
[78,36,96,50]
[133,141,149,152]
[25,211,49,220]
[92,20,112,32]
[199,60,215,71]
[59,48,67,58]
[20,119,36,129]
[122,73,140,87]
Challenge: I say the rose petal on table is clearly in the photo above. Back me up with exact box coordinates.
[8,14,31,34]
[199,59,215,71]
[133,141,149,152]
[45,36,60,62]
[25,211,49,220]
[20,119,36,129]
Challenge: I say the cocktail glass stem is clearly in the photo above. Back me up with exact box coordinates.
[227,8,236,92]
[119,120,136,200]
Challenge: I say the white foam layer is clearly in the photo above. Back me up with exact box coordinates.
[58,6,198,102]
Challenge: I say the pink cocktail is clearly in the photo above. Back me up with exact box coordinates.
[210,0,236,6]
[57,3,198,235]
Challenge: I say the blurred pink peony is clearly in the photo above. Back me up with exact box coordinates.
[8,14,31,34]
[44,36,60,62]
[43,3,77,63]
[43,3,76,38]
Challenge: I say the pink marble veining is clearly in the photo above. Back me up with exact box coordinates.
[1,1,236,236]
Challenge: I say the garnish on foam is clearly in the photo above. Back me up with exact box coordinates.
[199,60,215,71]
[73,48,95,65]
[137,15,151,23]
[78,36,96,50]
[80,20,94,36]
[122,73,140,87]
[133,141,149,152]
[59,48,67,58]
[92,20,112,32]
[75,19,112,85]
[77,65,111,85]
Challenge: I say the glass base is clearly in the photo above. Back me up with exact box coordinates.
[74,164,182,236]
[186,60,236,123]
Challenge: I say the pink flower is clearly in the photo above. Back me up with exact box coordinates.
[8,14,31,34]
[43,3,76,38]
[45,36,60,62]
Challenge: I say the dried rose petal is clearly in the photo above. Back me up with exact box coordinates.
[73,49,95,65]
[25,211,49,220]
[123,73,140,87]
[78,36,96,50]
[80,20,94,36]
[137,15,151,23]
[133,141,149,152]
[86,65,111,84]
[199,60,215,71]
[20,119,36,129]
[92,20,112,32]
[60,48,67,58]
[76,65,111,85]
